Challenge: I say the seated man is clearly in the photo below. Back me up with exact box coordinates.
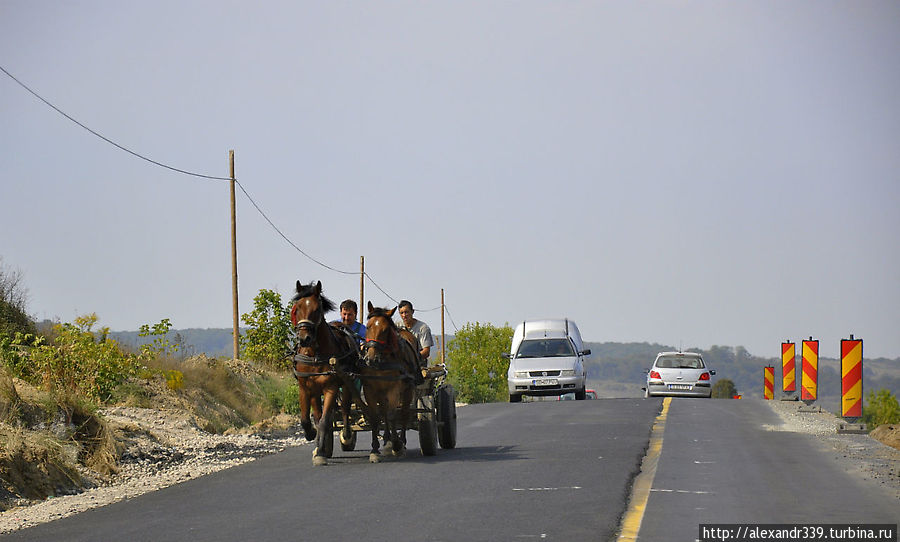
[331,299,366,346]
[396,300,434,382]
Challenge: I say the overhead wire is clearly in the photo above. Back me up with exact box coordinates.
[0,65,231,182]
[2,64,452,320]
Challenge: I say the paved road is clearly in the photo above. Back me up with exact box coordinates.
[5,398,897,542]
[637,398,899,541]
[2,398,660,542]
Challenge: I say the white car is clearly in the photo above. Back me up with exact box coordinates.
[506,319,590,402]
[644,351,715,398]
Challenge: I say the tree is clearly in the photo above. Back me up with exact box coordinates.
[711,378,738,399]
[0,257,35,337]
[240,289,293,369]
[447,322,514,404]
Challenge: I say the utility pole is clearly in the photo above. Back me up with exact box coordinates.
[441,288,446,365]
[229,150,239,360]
[359,256,365,323]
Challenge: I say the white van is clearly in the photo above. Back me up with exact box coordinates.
[505,319,590,402]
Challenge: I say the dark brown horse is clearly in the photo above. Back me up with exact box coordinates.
[290,280,359,466]
[362,302,418,462]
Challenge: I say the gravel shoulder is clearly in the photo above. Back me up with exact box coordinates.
[2,399,898,534]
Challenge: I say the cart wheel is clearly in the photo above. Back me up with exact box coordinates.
[437,385,457,449]
[340,429,357,451]
[417,397,438,456]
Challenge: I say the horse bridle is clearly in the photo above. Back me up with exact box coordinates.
[292,306,362,378]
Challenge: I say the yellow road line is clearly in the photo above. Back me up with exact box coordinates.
[617,396,671,541]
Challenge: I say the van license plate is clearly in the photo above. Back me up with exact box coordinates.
[533,378,558,386]
[668,384,691,390]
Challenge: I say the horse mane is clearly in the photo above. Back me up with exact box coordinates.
[291,281,336,314]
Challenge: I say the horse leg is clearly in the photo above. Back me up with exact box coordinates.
[313,388,336,466]
[339,381,354,448]
[368,396,382,463]
[297,382,317,441]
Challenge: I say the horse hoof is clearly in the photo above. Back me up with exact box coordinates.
[383,441,394,454]
[369,453,381,463]
[312,455,328,467]
[312,447,318,457]
[391,446,405,458]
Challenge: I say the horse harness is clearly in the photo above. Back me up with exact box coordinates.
[292,322,359,379]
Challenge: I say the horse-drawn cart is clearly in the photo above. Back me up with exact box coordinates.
[333,364,458,457]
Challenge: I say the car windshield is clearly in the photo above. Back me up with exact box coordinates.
[655,356,704,369]
[516,339,575,358]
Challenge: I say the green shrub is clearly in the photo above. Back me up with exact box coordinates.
[240,289,293,370]
[863,389,900,429]
[447,322,514,403]
[711,378,738,398]
[3,314,140,404]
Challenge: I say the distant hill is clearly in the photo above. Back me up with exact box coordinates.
[108,329,900,414]
[109,328,242,359]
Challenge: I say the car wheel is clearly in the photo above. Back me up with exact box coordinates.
[575,388,586,400]
[509,393,522,403]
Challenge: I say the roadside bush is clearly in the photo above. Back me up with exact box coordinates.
[2,314,140,403]
[863,389,900,429]
[711,378,738,398]
[240,289,293,370]
[447,322,514,403]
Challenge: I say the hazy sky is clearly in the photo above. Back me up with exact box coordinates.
[2,2,898,360]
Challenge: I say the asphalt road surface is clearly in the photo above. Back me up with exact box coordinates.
[4,398,898,542]
[637,398,899,541]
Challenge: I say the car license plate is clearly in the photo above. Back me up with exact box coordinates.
[533,378,558,386]
[668,384,692,390]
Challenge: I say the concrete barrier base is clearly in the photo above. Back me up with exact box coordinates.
[837,422,868,434]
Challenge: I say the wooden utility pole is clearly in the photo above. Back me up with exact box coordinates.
[359,256,365,323]
[229,150,239,360]
[441,288,446,365]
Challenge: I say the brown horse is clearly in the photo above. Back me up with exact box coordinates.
[362,302,418,462]
[290,280,359,466]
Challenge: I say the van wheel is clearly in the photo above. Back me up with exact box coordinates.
[509,394,522,403]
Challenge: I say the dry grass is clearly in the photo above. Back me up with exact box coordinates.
[1,355,297,510]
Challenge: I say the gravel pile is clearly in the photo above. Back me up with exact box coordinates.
[765,399,900,500]
[0,407,311,534]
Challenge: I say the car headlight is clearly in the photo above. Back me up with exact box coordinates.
[514,371,529,378]
[560,369,576,376]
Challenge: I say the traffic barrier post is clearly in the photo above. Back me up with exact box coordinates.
[764,366,774,400]
[838,335,867,433]
[781,341,797,400]
[801,337,818,404]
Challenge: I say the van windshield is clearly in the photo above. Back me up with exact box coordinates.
[516,339,575,358]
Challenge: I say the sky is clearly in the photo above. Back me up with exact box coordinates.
[2,2,898,360]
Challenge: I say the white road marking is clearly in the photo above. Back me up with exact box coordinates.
[512,486,583,491]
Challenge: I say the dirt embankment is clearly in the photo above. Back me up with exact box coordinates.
[1,357,306,527]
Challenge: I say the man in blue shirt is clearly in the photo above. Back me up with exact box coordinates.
[332,299,366,345]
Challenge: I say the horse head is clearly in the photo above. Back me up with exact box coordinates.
[365,302,399,364]
[290,280,335,350]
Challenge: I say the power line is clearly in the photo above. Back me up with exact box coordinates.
[3,65,450,316]
[233,180,357,275]
[1,65,231,182]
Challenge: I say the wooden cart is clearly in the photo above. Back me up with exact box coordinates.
[332,364,457,456]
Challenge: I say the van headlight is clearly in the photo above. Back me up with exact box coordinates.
[514,371,529,378]
[560,369,576,376]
